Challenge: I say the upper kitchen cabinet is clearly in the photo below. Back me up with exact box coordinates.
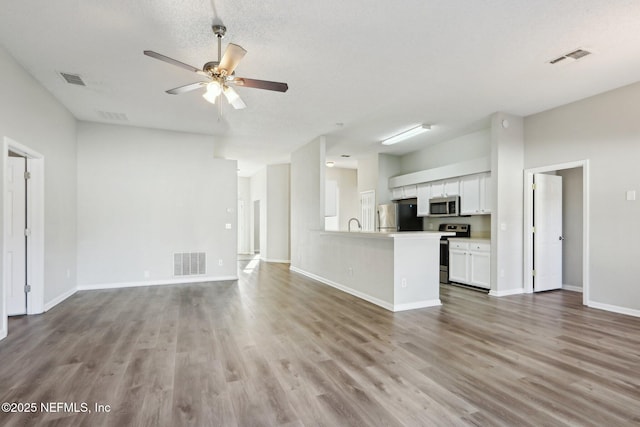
[416,183,431,216]
[460,173,492,215]
[391,184,417,201]
[430,179,460,198]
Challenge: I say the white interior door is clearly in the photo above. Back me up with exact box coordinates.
[6,157,27,315]
[533,173,563,292]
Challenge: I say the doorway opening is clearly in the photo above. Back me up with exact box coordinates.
[2,137,45,338]
[524,160,589,304]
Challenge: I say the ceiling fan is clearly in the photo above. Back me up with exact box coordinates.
[144,25,288,110]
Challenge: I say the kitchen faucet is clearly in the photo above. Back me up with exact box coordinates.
[348,217,362,232]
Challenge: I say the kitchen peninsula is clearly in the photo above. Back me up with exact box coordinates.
[290,230,451,312]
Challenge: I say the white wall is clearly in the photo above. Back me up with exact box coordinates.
[266,164,290,262]
[490,112,524,296]
[525,81,640,312]
[76,122,237,287]
[237,177,251,254]
[290,136,325,269]
[249,164,291,262]
[0,45,77,336]
[325,167,359,231]
[377,154,401,205]
[399,129,491,174]
[557,168,583,289]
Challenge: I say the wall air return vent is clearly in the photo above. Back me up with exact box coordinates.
[59,72,86,86]
[549,48,592,65]
[174,252,206,276]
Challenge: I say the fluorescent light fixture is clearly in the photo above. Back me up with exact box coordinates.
[381,124,431,145]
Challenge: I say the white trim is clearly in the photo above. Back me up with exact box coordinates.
[489,288,524,297]
[262,258,291,264]
[2,137,46,339]
[562,284,583,293]
[0,327,6,340]
[523,159,589,305]
[588,301,640,318]
[394,299,441,311]
[77,275,238,291]
[44,287,77,312]
[290,266,394,311]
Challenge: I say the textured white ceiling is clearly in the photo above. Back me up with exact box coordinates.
[2,0,640,175]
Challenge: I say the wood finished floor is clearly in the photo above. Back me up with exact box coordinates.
[1,259,640,426]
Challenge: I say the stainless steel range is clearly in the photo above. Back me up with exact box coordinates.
[439,223,471,283]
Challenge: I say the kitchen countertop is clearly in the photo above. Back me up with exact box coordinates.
[448,237,491,243]
[321,230,454,239]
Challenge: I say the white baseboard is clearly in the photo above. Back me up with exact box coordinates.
[489,287,525,297]
[263,258,291,264]
[44,287,78,312]
[562,284,583,293]
[77,275,239,291]
[394,300,442,311]
[0,328,6,341]
[588,301,640,318]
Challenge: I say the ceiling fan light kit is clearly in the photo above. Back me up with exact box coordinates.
[144,23,288,111]
[382,124,431,145]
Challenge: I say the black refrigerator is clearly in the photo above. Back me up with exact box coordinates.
[396,199,423,231]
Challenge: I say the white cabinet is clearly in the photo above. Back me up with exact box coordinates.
[429,179,460,198]
[391,184,417,201]
[416,183,431,216]
[448,239,491,289]
[460,173,492,215]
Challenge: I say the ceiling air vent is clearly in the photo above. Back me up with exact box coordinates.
[97,111,129,122]
[549,48,592,65]
[59,72,86,86]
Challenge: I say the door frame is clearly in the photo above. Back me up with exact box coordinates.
[523,159,589,304]
[2,137,45,329]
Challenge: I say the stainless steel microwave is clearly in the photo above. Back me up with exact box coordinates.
[429,196,460,217]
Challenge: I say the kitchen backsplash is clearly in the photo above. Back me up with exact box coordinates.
[423,215,491,238]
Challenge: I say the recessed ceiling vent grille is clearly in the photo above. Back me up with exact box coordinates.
[174,252,206,276]
[59,72,86,86]
[97,111,129,122]
[549,48,592,65]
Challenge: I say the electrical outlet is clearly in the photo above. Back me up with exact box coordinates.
[348,267,353,276]
[401,278,407,288]
[144,270,150,278]
[66,269,71,279]
[218,259,223,266]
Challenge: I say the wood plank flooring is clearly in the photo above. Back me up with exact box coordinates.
[1,258,640,426]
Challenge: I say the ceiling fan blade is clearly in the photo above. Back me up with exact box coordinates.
[232,77,288,92]
[223,85,246,109]
[166,81,207,95]
[144,50,208,77]
[218,43,247,75]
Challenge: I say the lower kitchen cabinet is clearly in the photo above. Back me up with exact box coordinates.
[449,239,490,289]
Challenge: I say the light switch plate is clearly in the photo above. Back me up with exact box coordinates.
[626,190,636,201]
[225,223,232,229]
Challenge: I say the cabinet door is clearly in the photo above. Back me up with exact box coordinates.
[460,175,480,215]
[391,187,404,200]
[416,183,431,216]
[470,250,491,288]
[443,179,460,196]
[403,185,417,199]
[449,249,469,284]
[480,173,492,214]
[430,181,444,198]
